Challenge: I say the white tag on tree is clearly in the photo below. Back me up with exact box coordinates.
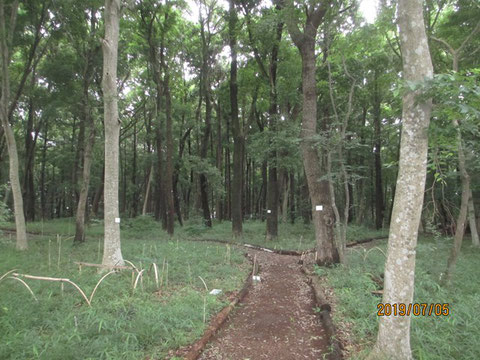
[315,205,323,211]
[115,217,121,223]
[209,289,222,295]
[267,210,272,214]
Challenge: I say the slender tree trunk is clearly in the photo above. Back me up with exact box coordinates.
[74,16,97,243]
[370,0,433,357]
[230,0,242,236]
[91,167,104,217]
[40,117,48,219]
[23,71,37,222]
[215,103,223,221]
[164,70,175,235]
[468,190,479,247]
[142,164,153,216]
[101,0,124,267]
[131,121,138,217]
[444,120,470,283]
[289,173,295,224]
[373,74,384,229]
[0,0,27,250]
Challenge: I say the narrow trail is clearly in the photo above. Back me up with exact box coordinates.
[198,249,329,360]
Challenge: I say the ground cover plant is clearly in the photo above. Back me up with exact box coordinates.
[0,217,250,360]
[320,236,480,359]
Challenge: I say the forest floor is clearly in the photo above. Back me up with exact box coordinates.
[196,249,329,360]
[2,218,478,359]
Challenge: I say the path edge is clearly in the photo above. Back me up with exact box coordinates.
[302,265,343,360]
[172,255,255,360]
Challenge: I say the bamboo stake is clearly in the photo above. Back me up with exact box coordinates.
[12,273,91,306]
[8,277,38,301]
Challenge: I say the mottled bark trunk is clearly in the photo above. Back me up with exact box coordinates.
[0,0,27,250]
[299,41,338,265]
[101,0,124,267]
[371,0,433,357]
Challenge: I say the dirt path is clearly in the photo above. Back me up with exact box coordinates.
[198,250,329,360]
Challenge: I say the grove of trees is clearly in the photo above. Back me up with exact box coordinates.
[0,0,479,356]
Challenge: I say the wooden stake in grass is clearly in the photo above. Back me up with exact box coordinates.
[48,239,52,270]
[198,276,209,323]
[89,271,116,303]
[153,263,159,289]
[57,235,62,270]
[165,261,169,288]
[160,258,166,287]
[7,277,38,301]
[133,269,145,290]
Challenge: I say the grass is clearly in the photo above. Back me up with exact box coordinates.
[0,216,250,360]
[320,235,480,359]
[176,217,388,251]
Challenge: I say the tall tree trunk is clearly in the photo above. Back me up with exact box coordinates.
[286,4,338,265]
[40,117,48,219]
[74,13,97,243]
[230,0,242,235]
[101,0,124,267]
[444,120,470,283]
[373,73,384,229]
[370,0,433,357]
[164,70,175,235]
[23,70,37,222]
[131,121,138,217]
[0,0,27,250]
[215,103,223,221]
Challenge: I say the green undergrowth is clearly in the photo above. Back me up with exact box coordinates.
[176,217,388,251]
[1,216,388,251]
[0,221,249,360]
[319,236,480,359]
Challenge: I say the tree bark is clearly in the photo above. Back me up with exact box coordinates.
[101,0,124,267]
[0,0,27,250]
[370,0,433,357]
[75,12,97,243]
[230,0,242,236]
[164,70,175,235]
[285,3,338,265]
[373,73,384,229]
[468,190,479,247]
[444,120,470,283]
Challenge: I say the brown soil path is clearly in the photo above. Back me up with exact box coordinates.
[198,250,329,360]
